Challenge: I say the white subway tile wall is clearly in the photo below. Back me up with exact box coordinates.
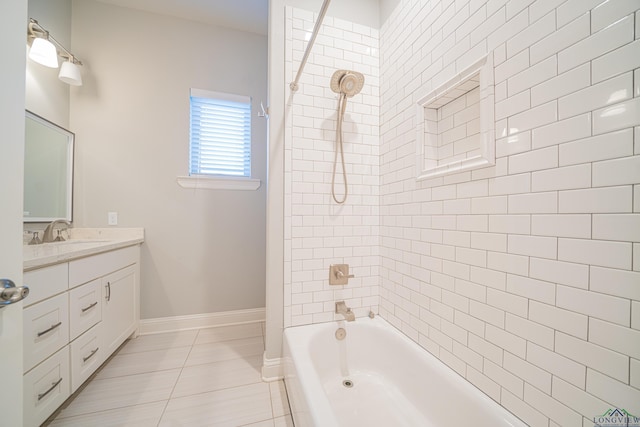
[284,7,380,327]
[379,0,640,425]
[283,0,640,424]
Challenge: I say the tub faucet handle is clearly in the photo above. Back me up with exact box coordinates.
[329,264,354,285]
[336,270,354,279]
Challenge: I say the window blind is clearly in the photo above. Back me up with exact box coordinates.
[190,89,251,177]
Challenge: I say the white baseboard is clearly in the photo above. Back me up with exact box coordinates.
[261,353,284,381]
[139,307,266,335]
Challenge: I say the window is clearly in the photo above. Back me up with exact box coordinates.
[189,88,252,177]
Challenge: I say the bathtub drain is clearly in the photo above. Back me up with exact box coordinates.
[342,379,354,388]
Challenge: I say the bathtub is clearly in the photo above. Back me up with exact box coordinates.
[283,316,526,427]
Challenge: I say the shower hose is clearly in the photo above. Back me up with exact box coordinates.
[331,93,349,204]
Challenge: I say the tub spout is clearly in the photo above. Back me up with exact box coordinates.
[335,301,355,321]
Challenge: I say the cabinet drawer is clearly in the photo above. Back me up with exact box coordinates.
[69,246,138,288]
[24,293,70,373]
[23,346,70,427]
[69,279,102,340]
[70,323,103,393]
[23,263,68,307]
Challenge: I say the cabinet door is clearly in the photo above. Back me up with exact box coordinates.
[102,264,137,356]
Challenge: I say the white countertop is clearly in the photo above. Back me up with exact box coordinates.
[24,228,144,271]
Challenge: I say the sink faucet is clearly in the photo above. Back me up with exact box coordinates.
[42,219,71,243]
[335,301,355,321]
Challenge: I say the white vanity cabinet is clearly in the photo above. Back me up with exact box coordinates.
[22,244,140,427]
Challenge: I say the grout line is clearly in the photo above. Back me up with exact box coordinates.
[156,330,197,425]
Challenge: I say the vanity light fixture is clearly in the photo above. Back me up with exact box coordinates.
[27,18,84,86]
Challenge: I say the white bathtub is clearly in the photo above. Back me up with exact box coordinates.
[283,316,526,427]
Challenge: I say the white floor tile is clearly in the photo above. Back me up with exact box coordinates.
[119,330,198,354]
[185,336,264,367]
[56,369,180,419]
[96,346,191,379]
[50,324,290,427]
[48,401,166,426]
[159,382,273,427]
[270,380,291,418]
[172,355,263,398]
[195,323,264,345]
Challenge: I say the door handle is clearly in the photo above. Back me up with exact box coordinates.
[0,279,29,307]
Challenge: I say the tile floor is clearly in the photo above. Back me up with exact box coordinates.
[45,323,293,427]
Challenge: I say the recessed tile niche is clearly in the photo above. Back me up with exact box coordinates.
[416,54,495,180]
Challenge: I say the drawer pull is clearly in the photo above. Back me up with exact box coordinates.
[37,321,62,337]
[37,378,63,401]
[83,347,99,362]
[81,301,98,313]
[105,282,111,302]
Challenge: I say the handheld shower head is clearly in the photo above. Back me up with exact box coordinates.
[329,69,365,204]
[330,70,365,97]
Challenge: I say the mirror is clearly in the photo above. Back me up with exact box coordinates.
[24,110,74,222]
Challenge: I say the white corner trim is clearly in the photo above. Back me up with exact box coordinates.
[138,307,266,335]
[261,352,284,381]
[176,176,261,190]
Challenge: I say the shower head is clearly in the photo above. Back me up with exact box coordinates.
[330,70,365,97]
[329,69,365,204]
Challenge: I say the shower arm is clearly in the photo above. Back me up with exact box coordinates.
[289,0,332,92]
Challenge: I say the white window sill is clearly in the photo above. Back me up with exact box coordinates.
[176,176,261,191]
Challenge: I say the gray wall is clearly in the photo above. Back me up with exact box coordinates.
[68,0,267,319]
